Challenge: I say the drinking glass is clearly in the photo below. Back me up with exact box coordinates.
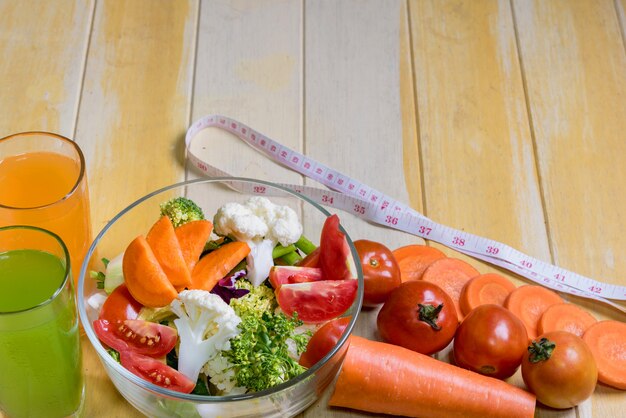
[0,225,84,418]
[0,131,92,281]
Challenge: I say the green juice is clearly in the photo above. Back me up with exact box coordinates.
[0,249,84,418]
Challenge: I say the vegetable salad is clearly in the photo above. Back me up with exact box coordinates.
[90,196,357,396]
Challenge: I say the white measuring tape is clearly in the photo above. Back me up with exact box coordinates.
[186,114,626,315]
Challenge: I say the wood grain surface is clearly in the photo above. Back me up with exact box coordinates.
[1,0,624,417]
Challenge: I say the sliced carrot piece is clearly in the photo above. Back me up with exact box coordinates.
[146,216,191,289]
[392,244,447,282]
[421,258,480,320]
[504,285,563,340]
[174,219,213,272]
[459,273,516,316]
[328,335,536,418]
[123,236,178,307]
[583,320,626,390]
[190,241,251,291]
[537,302,597,337]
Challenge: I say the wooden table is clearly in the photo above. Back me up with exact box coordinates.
[2,0,625,417]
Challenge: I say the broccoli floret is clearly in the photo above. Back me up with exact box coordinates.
[160,197,205,228]
[226,311,307,392]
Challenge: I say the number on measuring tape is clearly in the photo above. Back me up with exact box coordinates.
[354,204,366,215]
[385,216,399,225]
[418,225,432,236]
[452,236,466,246]
[486,245,499,255]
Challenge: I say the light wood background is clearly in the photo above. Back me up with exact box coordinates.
[1,0,625,417]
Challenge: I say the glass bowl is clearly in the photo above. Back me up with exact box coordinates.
[77,177,364,418]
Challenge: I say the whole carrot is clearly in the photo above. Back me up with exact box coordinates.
[329,336,535,418]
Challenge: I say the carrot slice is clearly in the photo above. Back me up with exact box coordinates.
[190,241,251,291]
[421,258,480,320]
[329,336,536,418]
[537,302,597,337]
[146,216,191,289]
[459,273,516,316]
[123,236,178,307]
[174,220,213,272]
[392,244,446,282]
[504,285,563,340]
[582,320,626,390]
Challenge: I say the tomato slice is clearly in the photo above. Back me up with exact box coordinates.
[120,350,195,393]
[319,215,357,281]
[93,319,177,357]
[299,317,351,368]
[276,280,357,323]
[269,266,324,289]
[99,284,143,323]
[297,247,320,268]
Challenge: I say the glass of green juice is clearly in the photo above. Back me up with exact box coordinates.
[0,225,84,418]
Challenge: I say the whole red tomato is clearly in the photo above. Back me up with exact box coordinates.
[299,317,351,368]
[377,280,458,355]
[354,240,401,307]
[521,331,597,409]
[453,304,528,379]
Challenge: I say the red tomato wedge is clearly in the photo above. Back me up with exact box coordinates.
[94,319,177,357]
[120,350,195,393]
[269,266,324,289]
[297,246,320,268]
[276,280,357,324]
[98,284,143,323]
[319,215,357,281]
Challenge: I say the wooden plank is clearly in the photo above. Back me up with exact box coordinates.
[408,0,550,269]
[187,0,304,226]
[303,1,417,416]
[74,1,198,416]
[407,1,567,417]
[512,0,626,416]
[304,0,417,254]
[0,0,93,136]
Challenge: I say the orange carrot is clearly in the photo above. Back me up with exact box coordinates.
[504,285,563,340]
[537,302,597,337]
[145,216,191,289]
[421,258,480,320]
[582,320,626,390]
[174,219,213,272]
[123,236,178,307]
[190,241,250,291]
[329,336,536,418]
[459,273,516,316]
[392,244,446,282]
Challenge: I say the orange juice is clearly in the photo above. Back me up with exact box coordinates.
[0,151,92,280]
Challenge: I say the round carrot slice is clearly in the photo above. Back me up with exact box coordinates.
[537,303,597,337]
[392,244,446,282]
[459,273,516,316]
[504,285,563,340]
[582,320,626,390]
[421,258,480,320]
[123,235,178,307]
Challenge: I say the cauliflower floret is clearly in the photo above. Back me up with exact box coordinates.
[170,290,241,383]
[213,197,303,286]
[202,352,246,395]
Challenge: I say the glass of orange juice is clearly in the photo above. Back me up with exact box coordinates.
[0,132,92,282]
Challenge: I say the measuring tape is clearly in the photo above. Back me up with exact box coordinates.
[185,114,626,315]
